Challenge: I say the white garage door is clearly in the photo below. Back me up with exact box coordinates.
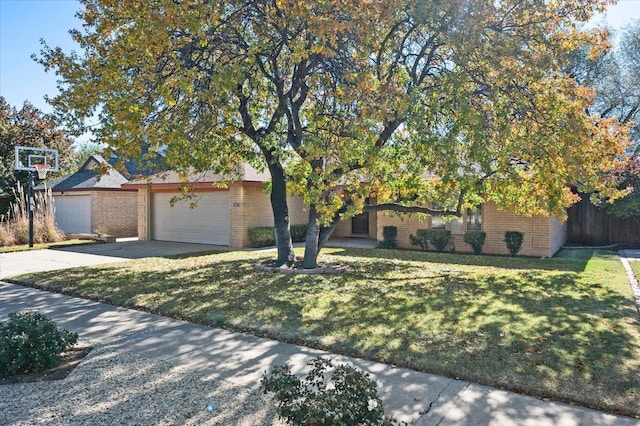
[54,195,91,234]
[152,192,230,245]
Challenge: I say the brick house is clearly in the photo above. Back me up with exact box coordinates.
[41,155,138,237]
[122,165,308,247]
[341,203,567,257]
[125,164,566,256]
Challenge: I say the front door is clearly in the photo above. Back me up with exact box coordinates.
[351,212,369,235]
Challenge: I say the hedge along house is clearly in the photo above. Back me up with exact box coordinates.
[122,164,308,247]
[38,155,138,237]
[367,202,567,257]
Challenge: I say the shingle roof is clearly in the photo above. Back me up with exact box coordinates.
[36,155,130,191]
[125,163,269,185]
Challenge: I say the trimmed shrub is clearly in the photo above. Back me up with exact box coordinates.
[378,226,397,249]
[463,230,486,255]
[0,311,78,378]
[409,229,454,253]
[504,231,524,256]
[409,229,431,251]
[248,226,276,248]
[291,224,307,243]
[261,357,392,426]
[248,224,308,248]
[430,229,454,252]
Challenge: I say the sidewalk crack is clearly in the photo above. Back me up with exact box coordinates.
[417,381,468,425]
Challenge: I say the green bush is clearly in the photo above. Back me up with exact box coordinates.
[248,227,276,247]
[409,229,431,251]
[248,224,307,248]
[290,224,307,243]
[0,311,78,378]
[261,357,392,426]
[463,230,486,255]
[410,229,454,252]
[504,231,524,256]
[430,229,454,252]
[378,226,397,249]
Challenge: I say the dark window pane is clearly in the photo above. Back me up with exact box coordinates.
[467,207,482,230]
[431,215,446,229]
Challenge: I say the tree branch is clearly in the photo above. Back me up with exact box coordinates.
[364,203,461,216]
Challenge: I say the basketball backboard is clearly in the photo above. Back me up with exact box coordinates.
[14,146,59,173]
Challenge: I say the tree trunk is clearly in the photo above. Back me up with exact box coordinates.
[268,161,296,267]
[302,204,344,269]
[302,204,321,269]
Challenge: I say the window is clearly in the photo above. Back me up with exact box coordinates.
[466,207,482,230]
[448,216,464,231]
[430,206,482,231]
[431,215,446,229]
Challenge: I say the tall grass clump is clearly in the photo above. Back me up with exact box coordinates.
[0,182,64,246]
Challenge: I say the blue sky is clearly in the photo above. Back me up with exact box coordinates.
[1,0,639,124]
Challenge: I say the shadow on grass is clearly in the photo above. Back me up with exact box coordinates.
[322,246,607,273]
[8,249,640,417]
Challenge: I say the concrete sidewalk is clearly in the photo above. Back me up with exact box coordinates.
[1,280,637,425]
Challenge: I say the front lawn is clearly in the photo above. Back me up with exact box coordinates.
[10,248,640,417]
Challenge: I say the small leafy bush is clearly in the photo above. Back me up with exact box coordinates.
[410,229,454,252]
[504,231,524,256]
[409,229,431,251]
[378,226,397,249]
[290,224,307,243]
[248,226,276,247]
[248,225,307,248]
[0,311,78,378]
[463,230,486,255]
[429,229,454,252]
[261,357,392,426]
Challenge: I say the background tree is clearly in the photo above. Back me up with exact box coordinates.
[567,19,640,217]
[66,141,105,172]
[0,97,74,214]
[39,0,629,268]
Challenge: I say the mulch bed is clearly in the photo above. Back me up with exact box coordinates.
[0,346,92,385]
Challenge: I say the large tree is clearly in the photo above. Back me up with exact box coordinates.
[39,0,629,267]
[566,19,640,217]
[568,19,640,151]
[0,97,74,214]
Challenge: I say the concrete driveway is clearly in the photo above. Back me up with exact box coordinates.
[0,240,226,279]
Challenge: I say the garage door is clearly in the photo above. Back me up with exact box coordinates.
[152,192,230,245]
[54,195,91,234]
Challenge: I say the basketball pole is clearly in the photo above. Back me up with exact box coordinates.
[28,171,34,248]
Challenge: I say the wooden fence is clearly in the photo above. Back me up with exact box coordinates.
[567,196,640,246]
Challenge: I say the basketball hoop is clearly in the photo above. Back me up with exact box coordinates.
[33,164,51,180]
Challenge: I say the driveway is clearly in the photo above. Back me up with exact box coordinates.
[0,240,226,279]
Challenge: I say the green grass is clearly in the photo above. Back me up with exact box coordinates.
[9,248,640,417]
[0,239,96,253]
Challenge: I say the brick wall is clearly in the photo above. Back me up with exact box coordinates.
[137,188,150,240]
[91,191,138,237]
[376,202,564,257]
[229,184,308,247]
[332,219,352,237]
[550,217,568,255]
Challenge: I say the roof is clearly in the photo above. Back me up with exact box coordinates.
[123,163,269,189]
[36,155,131,191]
